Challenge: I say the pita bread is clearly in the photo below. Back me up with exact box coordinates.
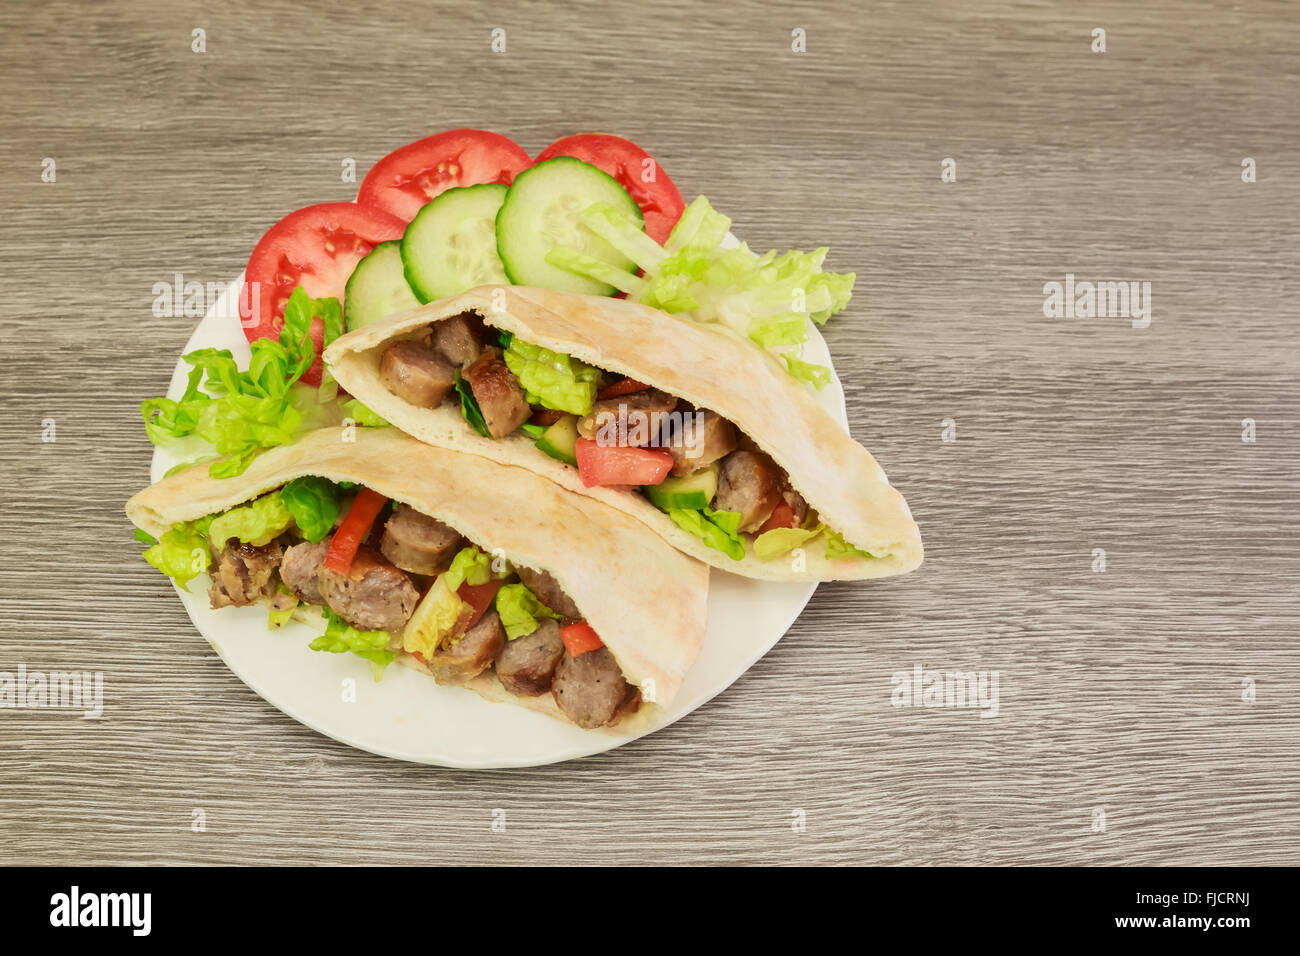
[127,426,710,734]
[324,285,923,581]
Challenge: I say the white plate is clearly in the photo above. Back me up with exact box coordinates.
[150,275,848,767]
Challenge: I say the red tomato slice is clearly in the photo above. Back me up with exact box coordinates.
[595,377,650,400]
[457,578,503,630]
[323,488,389,575]
[534,134,685,243]
[574,438,673,487]
[242,202,404,386]
[559,621,604,657]
[357,129,532,223]
[758,501,797,533]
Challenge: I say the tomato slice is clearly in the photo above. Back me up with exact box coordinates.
[758,501,797,533]
[242,202,404,386]
[574,438,673,487]
[559,621,604,657]
[357,129,532,223]
[323,488,389,575]
[534,134,685,243]
[596,377,649,400]
[457,578,503,630]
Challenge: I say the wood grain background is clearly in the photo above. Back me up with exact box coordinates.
[1,0,1297,865]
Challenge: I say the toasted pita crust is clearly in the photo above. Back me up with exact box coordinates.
[324,285,923,581]
[126,426,709,734]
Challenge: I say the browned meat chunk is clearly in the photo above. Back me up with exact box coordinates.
[577,389,678,446]
[379,340,456,408]
[318,546,418,633]
[280,539,330,605]
[208,540,283,609]
[380,504,463,575]
[712,450,784,532]
[431,311,487,367]
[514,565,582,622]
[428,610,506,685]
[781,484,809,526]
[495,619,565,697]
[463,348,530,438]
[552,647,633,729]
[661,408,738,476]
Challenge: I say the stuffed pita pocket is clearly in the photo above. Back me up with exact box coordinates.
[127,426,709,734]
[324,285,922,581]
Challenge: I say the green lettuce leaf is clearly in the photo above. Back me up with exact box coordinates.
[339,397,389,428]
[666,507,747,561]
[754,524,823,561]
[309,608,395,680]
[503,337,603,416]
[823,527,874,559]
[494,582,561,640]
[782,356,833,390]
[207,492,293,547]
[443,546,493,591]
[280,477,342,543]
[143,522,210,587]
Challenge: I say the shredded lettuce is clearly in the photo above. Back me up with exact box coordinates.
[207,492,293,547]
[267,598,299,630]
[666,507,747,561]
[402,575,467,660]
[133,528,159,546]
[453,368,492,437]
[309,608,395,680]
[823,527,874,559]
[280,477,342,543]
[443,546,493,591]
[141,285,344,477]
[754,524,824,561]
[502,338,603,417]
[340,397,389,428]
[543,195,854,390]
[495,582,560,640]
[142,522,210,587]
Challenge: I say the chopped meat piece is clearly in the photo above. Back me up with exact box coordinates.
[428,610,506,685]
[514,565,582,622]
[577,389,678,446]
[208,540,283,609]
[661,407,738,476]
[552,647,633,729]
[495,619,565,697]
[711,450,784,532]
[378,340,456,408]
[781,484,809,526]
[318,546,418,633]
[431,311,488,367]
[280,539,330,605]
[380,503,463,575]
[463,347,530,438]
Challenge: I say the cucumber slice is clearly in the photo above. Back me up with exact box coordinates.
[496,157,644,296]
[535,415,579,466]
[401,184,509,303]
[644,464,719,511]
[344,241,421,331]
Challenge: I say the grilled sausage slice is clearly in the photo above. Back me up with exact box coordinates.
[379,340,456,408]
[712,450,784,532]
[513,565,582,622]
[318,546,418,633]
[552,647,633,729]
[462,348,530,438]
[577,389,678,445]
[208,540,283,609]
[431,311,487,367]
[380,504,463,576]
[495,619,566,697]
[428,610,506,685]
[280,539,330,605]
[662,407,738,476]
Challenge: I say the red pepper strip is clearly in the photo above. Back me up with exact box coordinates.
[758,500,797,533]
[559,621,604,657]
[323,487,389,575]
[574,437,674,487]
[596,377,650,400]
[458,578,503,630]
[530,408,565,426]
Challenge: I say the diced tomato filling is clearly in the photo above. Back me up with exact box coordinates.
[323,488,389,574]
[758,501,797,533]
[559,622,604,657]
[574,438,673,487]
[458,578,503,630]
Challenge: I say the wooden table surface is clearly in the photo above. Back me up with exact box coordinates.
[1,0,1296,866]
